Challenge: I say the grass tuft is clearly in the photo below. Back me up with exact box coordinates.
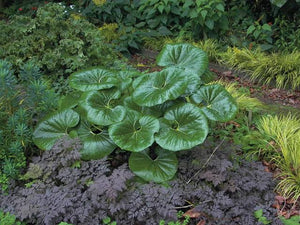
[258,114,300,200]
[220,48,300,90]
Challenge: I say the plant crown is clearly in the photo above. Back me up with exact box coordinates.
[33,43,238,182]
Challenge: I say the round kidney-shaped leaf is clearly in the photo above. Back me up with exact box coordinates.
[33,109,80,150]
[116,70,139,91]
[77,121,116,160]
[191,84,238,122]
[123,96,162,118]
[109,112,159,152]
[58,92,81,110]
[129,148,178,183]
[155,103,208,151]
[157,43,208,76]
[80,89,126,126]
[132,68,188,107]
[69,68,118,91]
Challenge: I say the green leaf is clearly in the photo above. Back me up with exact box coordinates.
[33,109,80,150]
[124,96,162,117]
[157,26,173,36]
[262,24,272,31]
[109,112,160,152]
[254,209,263,218]
[270,0,288,8]
[135,22,146,28]
[116,70,137,92]
[58,92,81,110]
[69,68,118,91]
[200,10,208,19]
[190,9,198,18]
[280,215,300,225]
[77,121,116,160]
[253,30,261,39]
[216,3,224,11]
[103,217,111,224]
[247,25,256,35]
[260,44,273,51]
[158,4,164,13]
[132,68,188,107]
[191,84,238,122]
[129,147,178,182]
[155,103,208,151]
[157,43,208,76]
[205,19,214,30]
[80,89,126,126]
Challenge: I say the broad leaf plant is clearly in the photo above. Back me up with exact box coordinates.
[33,43,238,183]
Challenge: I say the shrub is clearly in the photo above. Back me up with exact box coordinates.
[32,43,237,183]
[0,3,119,79]
[0,60,57,191]
[81,0,229,52]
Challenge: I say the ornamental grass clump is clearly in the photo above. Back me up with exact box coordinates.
[33,43,238,183]
[258,114,300,200]
[220,47,300,90]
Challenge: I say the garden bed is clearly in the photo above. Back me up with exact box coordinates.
[0,138,282,225]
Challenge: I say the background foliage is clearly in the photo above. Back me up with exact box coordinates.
[0,3,119,79]
[0,60,57,191]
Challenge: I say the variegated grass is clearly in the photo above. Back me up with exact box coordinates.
[258,114,300,200]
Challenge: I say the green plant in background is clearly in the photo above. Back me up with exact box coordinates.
[58,222,73,225]
[273,17,300,52]
[254,209,271,224]
[250,51,300,90]
[280,215,300,225]
[258,114,300,200]
[246,21,273,51]
[159,211,190,225]
[81,0,229,52]
[0,210,25,225]
[102,217,117,225]
[0,60,57,191]
[0,2,119,80]
[208,80,269,158]
[270,0,300,8]
[33,43,237,183]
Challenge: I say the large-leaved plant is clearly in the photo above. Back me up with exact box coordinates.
[33,43,238,182]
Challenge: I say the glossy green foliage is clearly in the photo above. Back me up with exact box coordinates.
[77,121,116,161]
[155,103,208,151]
[33,44,237,182]
[0,3,118,78]
[0,59,58,190]
[133,68,188,107]
[191,84,238,122]
[80,89,126,126]
[33,109,80,150]
[129,148,178,183]
[69,68,118,92]
[109,112,159,152]
[157,43,209,76]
